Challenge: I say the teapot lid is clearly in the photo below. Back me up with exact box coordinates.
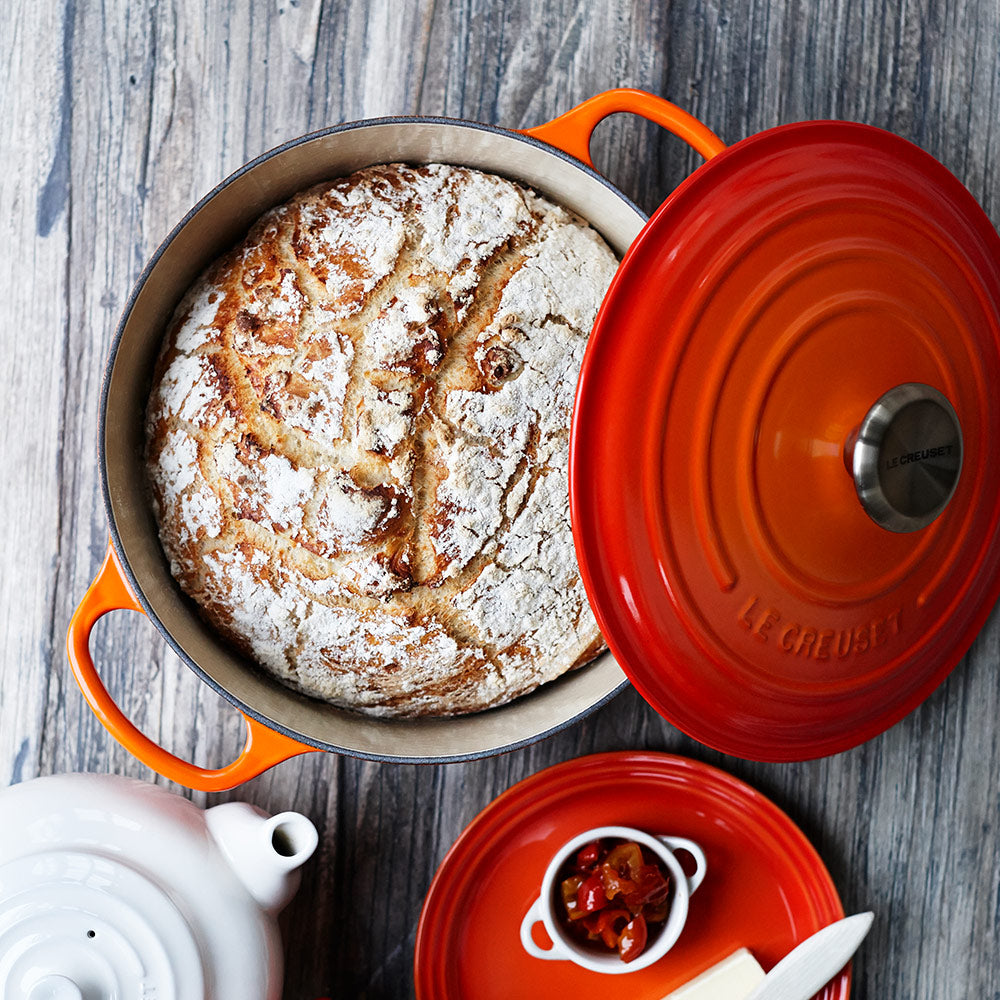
[570,121,1000,760]
[0,850,204,999]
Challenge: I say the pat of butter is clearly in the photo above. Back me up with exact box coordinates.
[662,948,766,999]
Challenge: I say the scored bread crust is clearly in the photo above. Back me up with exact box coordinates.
[145,163,616,717]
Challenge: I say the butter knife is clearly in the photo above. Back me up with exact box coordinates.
[743,912,874,1000]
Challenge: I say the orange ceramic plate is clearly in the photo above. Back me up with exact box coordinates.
[414,752,849,999]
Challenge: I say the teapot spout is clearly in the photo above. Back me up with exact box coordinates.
[206,802,319,913]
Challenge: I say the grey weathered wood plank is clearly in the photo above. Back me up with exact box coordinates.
[0,0,75,786]
[1,1,998,998]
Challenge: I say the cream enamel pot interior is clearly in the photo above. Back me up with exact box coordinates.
[66,90,726,790]
[0,773,317,1000]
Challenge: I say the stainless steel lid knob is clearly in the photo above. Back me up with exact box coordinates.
[849,383,963,533]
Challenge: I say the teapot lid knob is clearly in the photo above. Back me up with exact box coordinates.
[26,976,83,1000]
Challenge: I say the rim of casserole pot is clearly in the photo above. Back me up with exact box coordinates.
[97,114,642,762]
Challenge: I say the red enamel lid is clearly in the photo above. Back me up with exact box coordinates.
[570,121,1000,761]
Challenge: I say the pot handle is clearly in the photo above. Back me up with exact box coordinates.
[66,543,317,792]
[521,87,725,168]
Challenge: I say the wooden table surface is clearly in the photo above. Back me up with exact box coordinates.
[3,1,999,997]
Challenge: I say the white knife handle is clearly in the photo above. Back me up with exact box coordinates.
[743,912,874,1000]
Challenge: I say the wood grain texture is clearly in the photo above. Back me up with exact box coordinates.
[1,1,998,997]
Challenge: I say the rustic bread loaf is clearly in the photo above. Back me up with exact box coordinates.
[145,163,616,716]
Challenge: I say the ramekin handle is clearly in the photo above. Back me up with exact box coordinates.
[519,897,565,961]
[66,543,317,792]
[521,87,726,169]
[658,835,709,895]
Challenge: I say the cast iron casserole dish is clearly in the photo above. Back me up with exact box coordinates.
[67,90,725,790]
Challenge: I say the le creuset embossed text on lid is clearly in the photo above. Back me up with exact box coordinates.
[570,120,1000,761]
[0,773,317,1000]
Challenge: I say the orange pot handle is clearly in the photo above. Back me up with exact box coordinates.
[66,543,317,791]
[522,87,725,168]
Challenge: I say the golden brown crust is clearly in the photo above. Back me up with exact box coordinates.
[145,163,616,716]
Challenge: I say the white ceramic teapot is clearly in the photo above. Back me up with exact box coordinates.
[0,772,318,1000]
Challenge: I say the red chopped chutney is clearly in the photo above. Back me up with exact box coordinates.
[556,838,672,962]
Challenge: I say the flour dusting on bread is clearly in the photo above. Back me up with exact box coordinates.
[145,163,615,716]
